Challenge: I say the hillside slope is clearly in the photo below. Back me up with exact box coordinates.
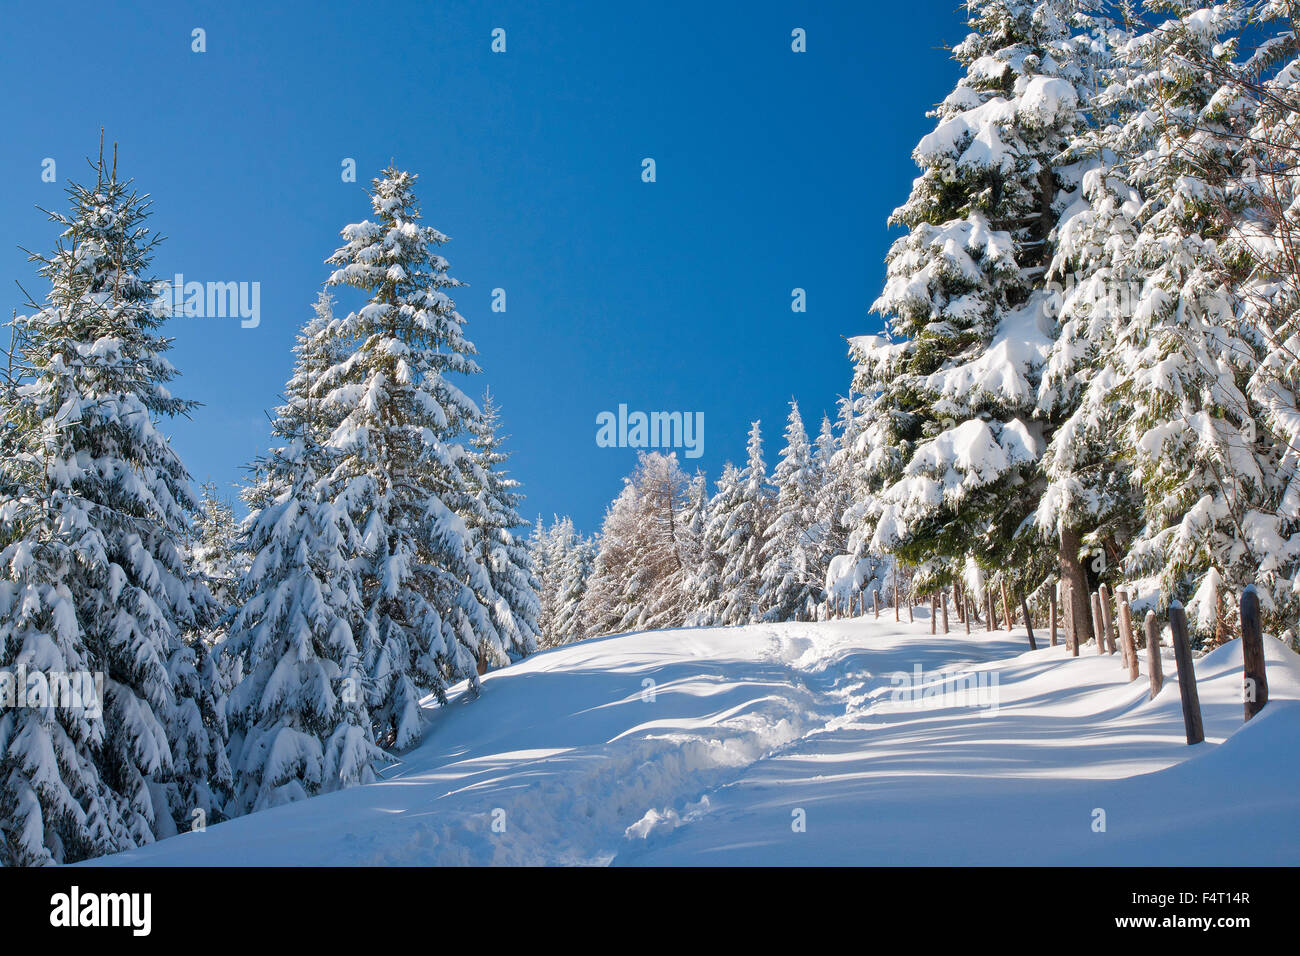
[88,611,1300,866]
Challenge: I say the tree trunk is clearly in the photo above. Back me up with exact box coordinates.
[1019,593,1037,651]
[1048,584,1058,647]
[1240,586,1268,721]
[1059,527,1094,649]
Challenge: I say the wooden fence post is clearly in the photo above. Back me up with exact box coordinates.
[1240,585,1268,722]
[1049,584,1058,647]
[1019,593,1037,650]
[1063,581,1078,656]
[1145,611,1163,700]
[930,594,937,635]
[1098,583,1117,655]
[941,590,949,634]
[1168,604,1205,745]
[1116,589,1138,682]
[893,565,900,622]
[1091,592,1106,655]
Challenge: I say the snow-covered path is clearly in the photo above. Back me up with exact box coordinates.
[89,612,1300,866]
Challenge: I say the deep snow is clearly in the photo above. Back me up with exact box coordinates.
[87,610,1300,866]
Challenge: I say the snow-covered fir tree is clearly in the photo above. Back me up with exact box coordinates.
[189,481,245,613]
[581,452,690,636]
[1032,13,1145,612]
[676,471,710,613]
[809,406,861,593]
[685,462,739,625]
[1228,2,1300,632]
[531,516,595,647]
[223,292,384,814]
[531,517,563,644]
[557,533,596,645]
[758,402,820,620]
[460,391,540,663]
[320,167,499,749]
[849,0,1099,631]
[713,422,771,624]
[1097,1,1292,639]
[0,150,216,863]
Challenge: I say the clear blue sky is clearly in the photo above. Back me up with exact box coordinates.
[0,0,964,534]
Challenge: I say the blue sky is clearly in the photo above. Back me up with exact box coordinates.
[0,0,965,534]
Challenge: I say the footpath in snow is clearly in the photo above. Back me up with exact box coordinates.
[89,610,1300,866]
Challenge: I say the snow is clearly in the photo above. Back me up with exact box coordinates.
[86,611,1300,866]
[1018,75,1079,128]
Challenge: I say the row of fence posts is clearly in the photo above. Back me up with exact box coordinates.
[811,574,1271,746]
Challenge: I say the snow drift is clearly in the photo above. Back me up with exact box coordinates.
[86,610,1300,866]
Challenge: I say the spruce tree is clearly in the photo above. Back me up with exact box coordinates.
[461,392,540,663]
[850,0,1099,622]
[809,409,849,595]
[687,463,741,625]
[530,517,562,646]
[224,293,384,813]
[1102,1,1278,636]
[190,481,244,612]
[581,453,690,635]
[552,521,596,644]
[321,168,497,749]
[759,402,819,620]
[716,422,771,624]
[1231,5,1300,631]
[0,148,212,862]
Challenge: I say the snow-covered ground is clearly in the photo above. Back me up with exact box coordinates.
[88,611,1300,866]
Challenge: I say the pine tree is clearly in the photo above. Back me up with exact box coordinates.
[189,481,245,612]
[460,392,540,664]
[715,422,771,624]
[1230,4,1300,631]
[321,168,497,749]
[687,463,741,625]
[581,452,690,635]
[224,293,384,814]
[0,147,213,863]
[1032,25,1146,606]
[676,471,710,615]
[530,516,597,647]
[759,402,820,620]
[1102,1,1283,637]
[530,517,562,645]
[809,409,849,596]
[850,0,1099,617]
[552,524,596,644]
